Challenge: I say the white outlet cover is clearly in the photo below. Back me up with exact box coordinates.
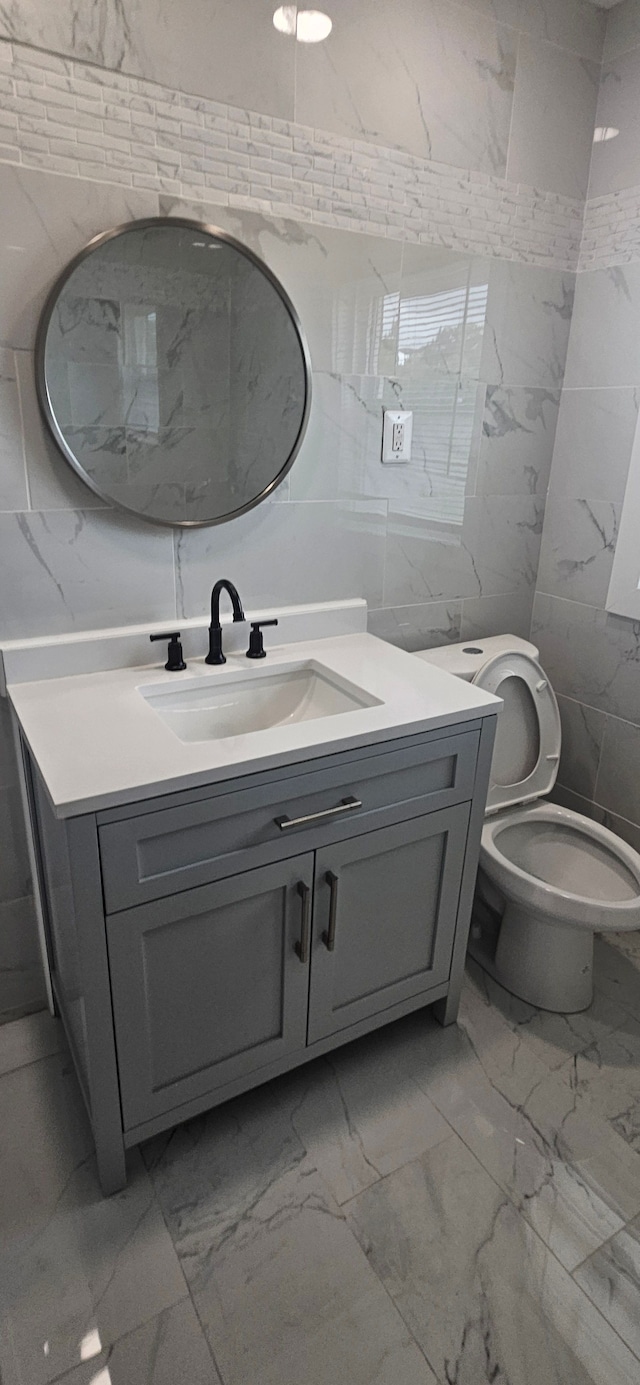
[382,410,413,463]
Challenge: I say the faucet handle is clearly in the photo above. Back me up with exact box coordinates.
[150,631,186,672]
[246,619,278,659]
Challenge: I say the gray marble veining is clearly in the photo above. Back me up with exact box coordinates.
[367,601,463,653]
[53,1300,223,1385]
[2,945,640,1385]
[532,592,640,726]
[0,164,159,352]
[477,384,560,495]
[384,494,544,606]
[173,497,386,618]
[143,1077,435,1385]
[347,1132,639,1385]
[0,0,296,121]
[160,197,404,378]
[481,260,574,390]
[536,496,620,606]
[0,508,176,639]
[14,351,107,512]
[0,1051,187,1385]
[593,934,640,1021]
[294,0,517,175]
[574,1213,640,1360]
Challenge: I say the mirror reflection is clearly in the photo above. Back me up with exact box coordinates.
[37,219,311,526]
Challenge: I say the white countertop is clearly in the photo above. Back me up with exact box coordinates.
[7,632,500,818]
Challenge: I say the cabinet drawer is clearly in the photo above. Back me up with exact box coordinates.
[99,729,480,912]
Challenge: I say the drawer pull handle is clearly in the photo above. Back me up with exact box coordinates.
[295,881,311,964]
[323,871,339,952]
[275,796,362,831]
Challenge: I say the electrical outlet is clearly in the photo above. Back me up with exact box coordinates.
[382,410,412,463]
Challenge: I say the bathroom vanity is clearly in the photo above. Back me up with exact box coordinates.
[2,605,499,1194]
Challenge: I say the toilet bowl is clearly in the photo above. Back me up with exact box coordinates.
[413,635,640,1012]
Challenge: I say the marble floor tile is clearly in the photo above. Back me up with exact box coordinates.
[289,1039,451,1206]
[52,1300,222,1385]
[0,1048,95,1242]
[3,967,640,1385]
[593,933,640,1019]
[561,1017,640,1153]
[337,997,635,1270]
[0,1008,62,1079]
[0,1048,187,1385]
[145,1085,436,1385]
[465,954,626,1070]
[347,1133,640,1385]
[420,1028,634,1272]
[573,1214,640,1360]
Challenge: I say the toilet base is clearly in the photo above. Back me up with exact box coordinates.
[470,897,594,1013]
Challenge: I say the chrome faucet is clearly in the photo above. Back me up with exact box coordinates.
[206,578,245,665]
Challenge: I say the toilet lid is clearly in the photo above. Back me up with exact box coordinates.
[472,651,561,814]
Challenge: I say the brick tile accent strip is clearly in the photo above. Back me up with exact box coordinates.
[580,185,640,271]
[0,38,584,270]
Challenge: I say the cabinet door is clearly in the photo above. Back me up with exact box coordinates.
[307,805,470,1044]
[107,854,314,1129]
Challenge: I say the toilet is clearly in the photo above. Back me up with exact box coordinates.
[414,635,640,1013]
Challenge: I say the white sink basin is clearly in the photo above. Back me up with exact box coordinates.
[140,660,382,742]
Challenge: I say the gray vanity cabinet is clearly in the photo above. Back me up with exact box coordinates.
[21,712,497,1194]
[308,806,469,1043]
[107,855,314,1128]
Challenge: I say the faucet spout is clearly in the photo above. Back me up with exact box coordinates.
[206,579,245,665]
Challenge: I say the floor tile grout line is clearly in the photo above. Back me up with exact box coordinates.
[570,1209,640,1280]
[149,1167,229,1384]
[424,1088,640,1365]
[44,1297,194,1385]
[346,1227,444,1384]
[347,1100,640,1372]
[335,1124,457,1213]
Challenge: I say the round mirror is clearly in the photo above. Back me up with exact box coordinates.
[36,218,311,527]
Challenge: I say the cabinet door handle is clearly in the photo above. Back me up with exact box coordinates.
[295,880,311,964]
[323,871,339,952]
[275,795,362,831]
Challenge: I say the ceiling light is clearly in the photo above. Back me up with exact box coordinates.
[296,10,332,41]
[273,6,332,42]
[273,5,297,35]
[593,126,619,143]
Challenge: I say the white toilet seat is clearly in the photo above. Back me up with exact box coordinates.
[481,800,640,932]
[471,651,561,814]
[414,633,640,1010]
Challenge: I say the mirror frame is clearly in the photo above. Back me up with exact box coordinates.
[34,216,313,528]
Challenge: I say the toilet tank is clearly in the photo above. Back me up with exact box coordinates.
[412,633,539,682]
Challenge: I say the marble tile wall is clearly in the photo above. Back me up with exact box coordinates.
[580,0,640,270]
[0,35,586,268]
[0,1,601,1020]
[534,0,640,848]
